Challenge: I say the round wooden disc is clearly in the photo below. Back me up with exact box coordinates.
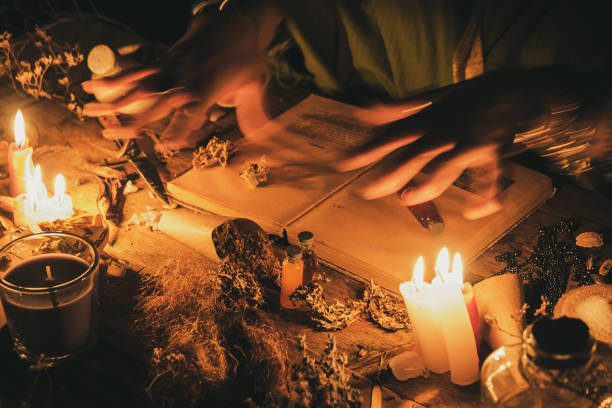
[554,284,612,344]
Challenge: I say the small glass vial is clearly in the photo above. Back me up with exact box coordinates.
[280,245,303,309]
[481,316,612,407]
[298,231,319,284]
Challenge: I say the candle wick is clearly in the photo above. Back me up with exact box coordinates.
[45,264,53,282]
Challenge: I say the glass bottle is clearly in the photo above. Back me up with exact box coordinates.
[280,245,303,309]
[298,231,319,284]
[481,316,612,407]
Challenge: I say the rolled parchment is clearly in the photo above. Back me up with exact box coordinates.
[157,208,231,262]
[474,273,524,350]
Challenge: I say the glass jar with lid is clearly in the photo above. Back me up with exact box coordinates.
[481,316,612,407]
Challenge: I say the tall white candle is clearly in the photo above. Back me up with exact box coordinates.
[431,249,479,385]
[399,257,449,374]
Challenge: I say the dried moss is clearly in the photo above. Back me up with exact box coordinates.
[289,336,361,408]
[362,280,410,331]
[135,220,287,406]
[291,283,364,331]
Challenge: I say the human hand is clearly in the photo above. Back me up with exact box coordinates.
[338,71,547,219]
[81,2,282,150]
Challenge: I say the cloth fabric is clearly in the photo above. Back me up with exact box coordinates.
[275,0,610,101]
[271,0,611,193]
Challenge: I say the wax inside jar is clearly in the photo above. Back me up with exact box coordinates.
[1,254,94,356]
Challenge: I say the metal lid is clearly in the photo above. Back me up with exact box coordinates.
[297,231,314,244]
[524,316,595,369]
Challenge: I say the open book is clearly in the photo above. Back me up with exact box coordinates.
[167,95,554,291]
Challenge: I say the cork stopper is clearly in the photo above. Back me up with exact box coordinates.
[286,245,302,263]
[87,44,117,76]
[297,231,314,249]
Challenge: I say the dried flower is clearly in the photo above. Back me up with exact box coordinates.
[0,27,84,118]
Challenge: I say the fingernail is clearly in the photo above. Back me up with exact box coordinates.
[400,188,418,205]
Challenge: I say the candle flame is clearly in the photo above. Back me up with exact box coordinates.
[435,247,450,282]
[54,174,66,197]
[14,110,26,148]
[22,162,73,224]
[412,256,425,284]
[452,252,463,287]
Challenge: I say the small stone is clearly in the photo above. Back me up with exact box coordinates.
[388,351,428,381]
[576,232,604,248]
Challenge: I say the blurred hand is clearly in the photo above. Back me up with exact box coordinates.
[81,2,282,150]
[338,71,546,219]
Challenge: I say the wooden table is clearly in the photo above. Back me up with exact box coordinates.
[1,34,611,408]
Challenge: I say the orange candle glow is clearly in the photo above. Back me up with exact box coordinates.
[8,110,33,197]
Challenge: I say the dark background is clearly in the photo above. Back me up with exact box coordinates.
[0,0,193,45]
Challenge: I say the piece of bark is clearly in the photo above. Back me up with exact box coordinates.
[474,273,524,350]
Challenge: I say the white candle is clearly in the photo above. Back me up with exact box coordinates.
[21,164,73,225]
[431,249,479,385]
[399,257,449,373]
[8,111,33,197]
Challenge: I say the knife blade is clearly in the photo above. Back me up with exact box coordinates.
[96,116,170,204]
[127,140,169,204]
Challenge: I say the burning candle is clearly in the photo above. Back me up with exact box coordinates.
[22,163,74,225]
[453,253,480,346]
[431,249,480,386]
[399,257,449,373]
[8,110,33,197]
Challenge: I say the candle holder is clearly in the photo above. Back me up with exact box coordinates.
[0,232,99,365]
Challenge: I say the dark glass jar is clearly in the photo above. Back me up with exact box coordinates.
[481,317,612,407]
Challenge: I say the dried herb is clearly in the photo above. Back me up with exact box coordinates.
[192,136,236,168]
[496,218,590,314]
[362,280,410,331]
[0,28,85,118]
[240,156,269,187]
[211,218,281,287]
[288,335,361,408]
[291,283,364,331]
[136,220,288,406]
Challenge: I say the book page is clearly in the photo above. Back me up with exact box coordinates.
[287,159,552,292]
[167,95,378,231]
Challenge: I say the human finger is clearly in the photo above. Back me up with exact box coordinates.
[357,138,456,200]
[336,115,429,172]
[82,87,157,116]
[462,159,503,219]
[100,91,195,140]
[399,145,500,206]
[353,101,432,125]
[81,68,160,94]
